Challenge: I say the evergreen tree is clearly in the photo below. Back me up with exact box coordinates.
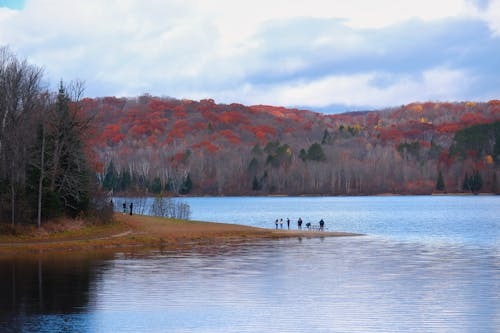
[248,157,259,174]
[436,170,445,191]
[471,170,482,193]
[252,175,260,191]
[117,168,131,192]
[251,143,262,156]
[180,173,192,194]
[299,148,307,162]
[462,172,471,192]
[307,143,326,161]
[321,129,332,144]
[463,170,483,193]
[47,82,91,217]
[492,172,498,194]
[151,177,162,194]
[102,160,117,191]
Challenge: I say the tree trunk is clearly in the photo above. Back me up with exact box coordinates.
[37,125,46,228]
[10,171,15,227]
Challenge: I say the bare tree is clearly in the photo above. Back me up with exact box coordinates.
[0,46,43,225]
[150,196,191,220]
[33,93,52,228]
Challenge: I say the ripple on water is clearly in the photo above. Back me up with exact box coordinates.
[72,237,500,332]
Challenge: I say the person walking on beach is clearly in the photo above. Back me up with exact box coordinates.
[298,217,303,230]
[123,202,127,215]
[129,202,133,216]
[319,219,325,231]
[287,218,290,229]
[275,219,279,229]
[280,218,283,229]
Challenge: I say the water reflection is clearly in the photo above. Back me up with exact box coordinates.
[0,253,114,332]
[1,238,499,332]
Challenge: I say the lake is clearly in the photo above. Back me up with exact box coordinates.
[1,196,499,332]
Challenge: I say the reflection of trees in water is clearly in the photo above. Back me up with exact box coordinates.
[0,254,113,324]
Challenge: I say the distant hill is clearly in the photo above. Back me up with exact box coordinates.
[81,96,500,195]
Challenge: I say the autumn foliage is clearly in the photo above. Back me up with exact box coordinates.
[83,97,500,195]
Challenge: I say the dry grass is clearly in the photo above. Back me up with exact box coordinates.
[0,213,361,255]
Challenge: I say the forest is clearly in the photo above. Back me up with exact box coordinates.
[87,95,500,196]
[1,47,499,228]
[0,47,111,227]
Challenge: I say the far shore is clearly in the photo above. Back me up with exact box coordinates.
[0,213,362,256]
[113,192,499,198]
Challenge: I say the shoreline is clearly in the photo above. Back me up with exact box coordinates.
[113,192,499,198]
[0,213,362,255]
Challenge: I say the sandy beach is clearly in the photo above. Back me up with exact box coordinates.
[0,213,361,254]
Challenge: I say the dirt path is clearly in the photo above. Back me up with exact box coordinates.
[0,229,133,247]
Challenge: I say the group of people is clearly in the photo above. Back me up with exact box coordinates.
[274,218,291,229]
[274,217,326,231]
[122,202,133,215]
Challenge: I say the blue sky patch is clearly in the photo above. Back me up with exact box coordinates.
[0,0,24,10]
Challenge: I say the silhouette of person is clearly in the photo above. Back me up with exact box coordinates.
[298,217,303,230]
[287,218,290,229]
[130,202,133,216]
[319,219,325,231]
[280,218,283,229]
[275,219,279,229]
[123,202,126,215]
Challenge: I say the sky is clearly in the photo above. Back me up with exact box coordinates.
[1,0,500,112]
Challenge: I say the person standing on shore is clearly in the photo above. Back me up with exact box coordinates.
[275,219,279,229]
[298,217,303,230]
[130,202,133,216]
[319,219,325,231]
[280,218,283,229]
[287,218,290,229]
[123,202,127,215]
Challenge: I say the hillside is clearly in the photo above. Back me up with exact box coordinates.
[81,96,500,195]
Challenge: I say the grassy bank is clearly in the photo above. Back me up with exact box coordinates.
[0,213,361,255]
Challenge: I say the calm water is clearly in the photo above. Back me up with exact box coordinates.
[2,196,499,332]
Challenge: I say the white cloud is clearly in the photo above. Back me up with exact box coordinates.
[475,0,500,36]
[211,67,471,108]
[0,0,497,109]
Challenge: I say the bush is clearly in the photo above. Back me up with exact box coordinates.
[149,197,191,220]
[86,183,114,223]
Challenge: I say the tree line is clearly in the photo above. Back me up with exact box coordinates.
[0,47,111,228]
[88,95,499,196]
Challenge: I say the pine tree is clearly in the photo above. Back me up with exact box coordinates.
[103,160,117,191]
[471,170,482,193]
[151,177,162,194]
[47,82,91,216]
[248,157,259,174]
[252,175,260,191]
[436,170,445,191]
[117,168,131,192]
[462,172,470,192]
[180,173,192,194]
[492,172,498,194]
[299,148,307,162]
[307,143,326,161]
[321,129,332,144]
